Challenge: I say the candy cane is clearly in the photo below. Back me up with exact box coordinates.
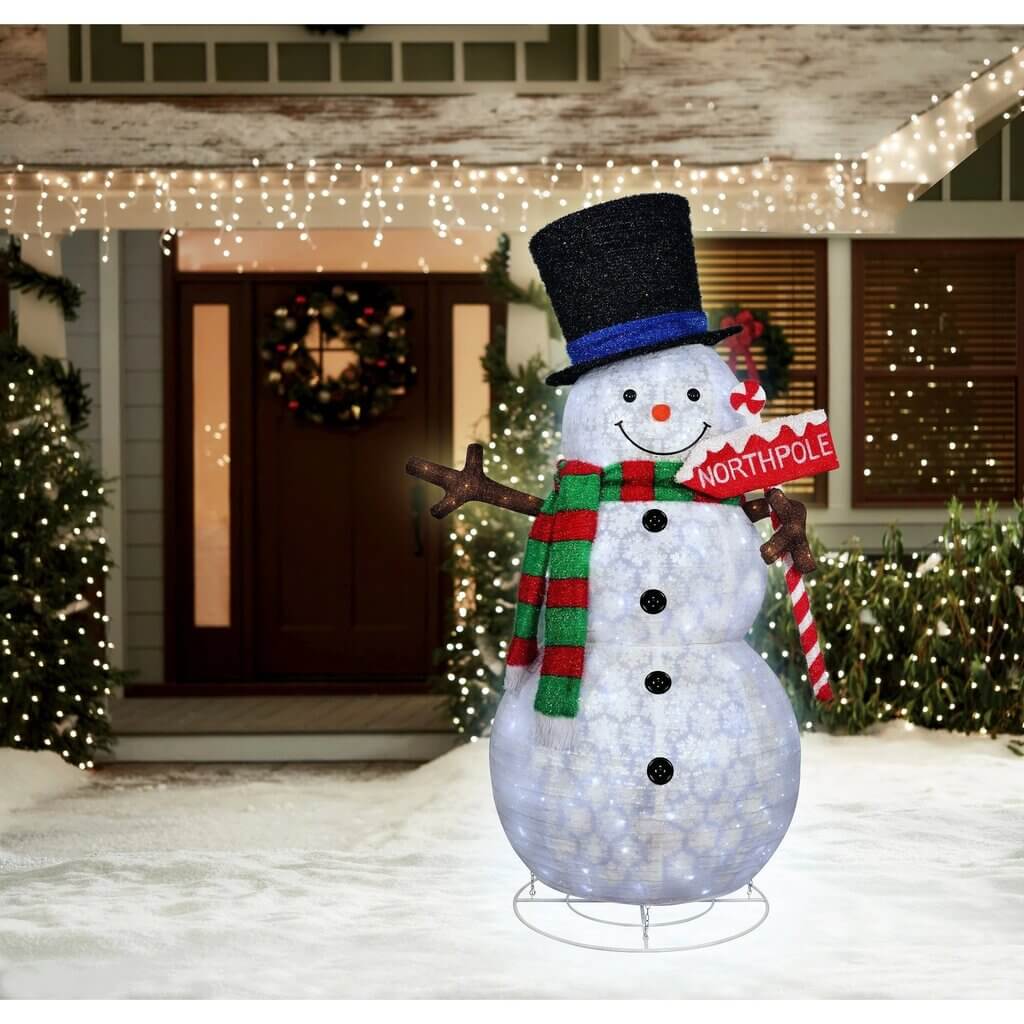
[769,494,833,703]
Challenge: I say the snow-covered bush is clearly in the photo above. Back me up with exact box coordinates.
[755,500,1024,740]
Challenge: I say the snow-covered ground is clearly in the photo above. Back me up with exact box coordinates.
[0,749,91,826]
[0,727,1020,999]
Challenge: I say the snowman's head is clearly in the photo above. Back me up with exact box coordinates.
[559,345,750,466]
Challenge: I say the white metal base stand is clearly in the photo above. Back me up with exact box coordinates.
[512,875,769,953]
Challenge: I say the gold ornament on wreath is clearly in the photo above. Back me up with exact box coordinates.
[260,282,416,426]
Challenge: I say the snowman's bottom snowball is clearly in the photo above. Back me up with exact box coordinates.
[489,639,800,906]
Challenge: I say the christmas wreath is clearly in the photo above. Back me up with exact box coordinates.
[709,307,794,401]
[260,282,416,426]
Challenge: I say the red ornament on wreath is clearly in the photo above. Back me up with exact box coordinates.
[260,281,417,427]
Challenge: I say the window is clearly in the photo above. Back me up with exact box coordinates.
[191,304,231,626]
[852,240,1024,505]
[695,239,828,504]
[50,26,615,96]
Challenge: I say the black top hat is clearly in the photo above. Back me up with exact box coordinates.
[529,193,741,386]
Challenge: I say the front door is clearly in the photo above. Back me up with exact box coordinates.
[170,273,494,689]
[251,277,443,683]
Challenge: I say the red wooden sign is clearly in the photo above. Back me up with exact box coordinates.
[676,410,839,500]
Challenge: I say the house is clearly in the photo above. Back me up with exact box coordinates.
[2,24,1022,761]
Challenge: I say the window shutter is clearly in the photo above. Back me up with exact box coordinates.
[853,241,1023,504]
[695,239,828,503]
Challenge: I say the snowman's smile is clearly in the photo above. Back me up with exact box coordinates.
[614,420,711,456]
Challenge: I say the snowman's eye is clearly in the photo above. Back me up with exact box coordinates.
[686,388,701,402]
[622,389,637,403]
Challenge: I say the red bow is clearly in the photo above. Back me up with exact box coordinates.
[720,309,763,384]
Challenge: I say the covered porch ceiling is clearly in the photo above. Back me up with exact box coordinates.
[1,25,1022,237]
[1,24,1022,166]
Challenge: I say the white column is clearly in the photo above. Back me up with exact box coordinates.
[827,237,852,514]
[99,231,126,668]
[14,237,67,361]
[504,225,555,370]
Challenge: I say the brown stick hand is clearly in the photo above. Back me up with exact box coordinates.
[406,443,544,519]
[743,489,817,574]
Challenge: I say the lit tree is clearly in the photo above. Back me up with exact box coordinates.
[439,328,564,740]
[437,236,564,739]
[0,324,116,767]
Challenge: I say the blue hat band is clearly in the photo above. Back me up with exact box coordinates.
[566,310,710,366]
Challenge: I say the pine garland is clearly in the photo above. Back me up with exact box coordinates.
[482,233,561,340]
[1,317,91,429]
[0,238,84,322]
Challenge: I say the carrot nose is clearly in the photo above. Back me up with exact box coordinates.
[651,403,672,422]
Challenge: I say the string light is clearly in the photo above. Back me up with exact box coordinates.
[2,348,114,769]
[0,154,926,264]
[3,43,1020,261]
[868,44,1024,190]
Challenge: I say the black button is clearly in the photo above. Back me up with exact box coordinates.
[639,589,666,614]
[647,757,674,785]
[642,509,668,533]
[645,671,672,695]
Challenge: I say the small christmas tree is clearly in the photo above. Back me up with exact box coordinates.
[440,327,564,740]
[438,236,564,739]
[0,324,115,767]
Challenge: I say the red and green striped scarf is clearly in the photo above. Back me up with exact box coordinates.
[506,459,740,743]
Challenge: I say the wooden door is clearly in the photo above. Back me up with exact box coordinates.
[169,271,490,690]
[251,277,449,684]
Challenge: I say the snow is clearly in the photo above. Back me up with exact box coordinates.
[0,749,92,827]
[0,727,1021,998]
[681,409,828,469]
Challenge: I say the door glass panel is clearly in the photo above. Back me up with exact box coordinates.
[192,304,231,627]
[452,304,491,463]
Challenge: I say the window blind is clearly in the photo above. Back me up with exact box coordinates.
[695,239,828,503]
[853,241,1023,504]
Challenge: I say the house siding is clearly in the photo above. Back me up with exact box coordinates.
[121,231,164,684]
[59,230,167,683]
[61,233,102,462]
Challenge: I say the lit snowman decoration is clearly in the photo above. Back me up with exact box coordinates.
[408,194,836,909]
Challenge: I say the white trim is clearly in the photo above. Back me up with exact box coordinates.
[826,237,852,513]
[99,231,126,670]
[45,23,69,93]
[104,732,458,762]
[893,199,1024,236]
[1002,122,1012,202]
[81,24,91,84]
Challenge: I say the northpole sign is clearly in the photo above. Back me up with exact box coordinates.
[676,410,839,500]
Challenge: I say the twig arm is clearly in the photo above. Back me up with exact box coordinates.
[406,443,544,519]
[742,489,816,574]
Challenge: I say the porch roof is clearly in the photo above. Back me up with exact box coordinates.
[1,24,1022,169]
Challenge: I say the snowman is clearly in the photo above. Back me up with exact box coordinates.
[408,194,831,907]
